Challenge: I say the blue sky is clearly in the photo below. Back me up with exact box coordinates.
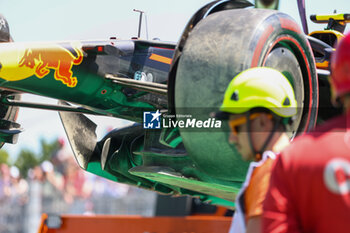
[0,0,349,161]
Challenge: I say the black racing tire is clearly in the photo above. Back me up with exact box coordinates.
[174,9,318,180]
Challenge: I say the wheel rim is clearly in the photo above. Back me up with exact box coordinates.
[263,46,304,138]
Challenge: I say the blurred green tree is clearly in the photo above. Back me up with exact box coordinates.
[15,149,38,177]
[14,138,61,177]
[38,138,61,163]
[0,150,9,164]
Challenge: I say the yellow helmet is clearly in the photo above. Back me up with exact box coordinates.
[220,67,297,117]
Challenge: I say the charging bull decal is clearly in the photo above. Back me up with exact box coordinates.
[0,42,83,87]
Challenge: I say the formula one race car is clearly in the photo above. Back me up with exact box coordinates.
[0,0,347,207]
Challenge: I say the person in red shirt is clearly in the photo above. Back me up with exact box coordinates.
[262,33,350,233]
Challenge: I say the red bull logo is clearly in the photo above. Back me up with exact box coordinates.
[17,42,83,87]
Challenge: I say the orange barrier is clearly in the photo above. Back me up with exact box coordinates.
[38,214,232,233]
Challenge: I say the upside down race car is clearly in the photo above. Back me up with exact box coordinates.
[0,0,347,207]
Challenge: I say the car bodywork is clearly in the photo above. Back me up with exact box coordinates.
[0,0,345,207]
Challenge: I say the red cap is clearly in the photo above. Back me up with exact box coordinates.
[331,33,350,98]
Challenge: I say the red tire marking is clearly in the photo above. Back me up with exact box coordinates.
[305,38,319,127]
[279,17,319,128]
[279,18,302,34]
[251,25,274,67]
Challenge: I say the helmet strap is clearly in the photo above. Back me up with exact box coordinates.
[246,111,281,161]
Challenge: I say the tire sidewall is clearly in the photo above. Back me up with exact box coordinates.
[248,12,318,132]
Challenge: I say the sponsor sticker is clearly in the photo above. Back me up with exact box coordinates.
[0,42,83,87]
